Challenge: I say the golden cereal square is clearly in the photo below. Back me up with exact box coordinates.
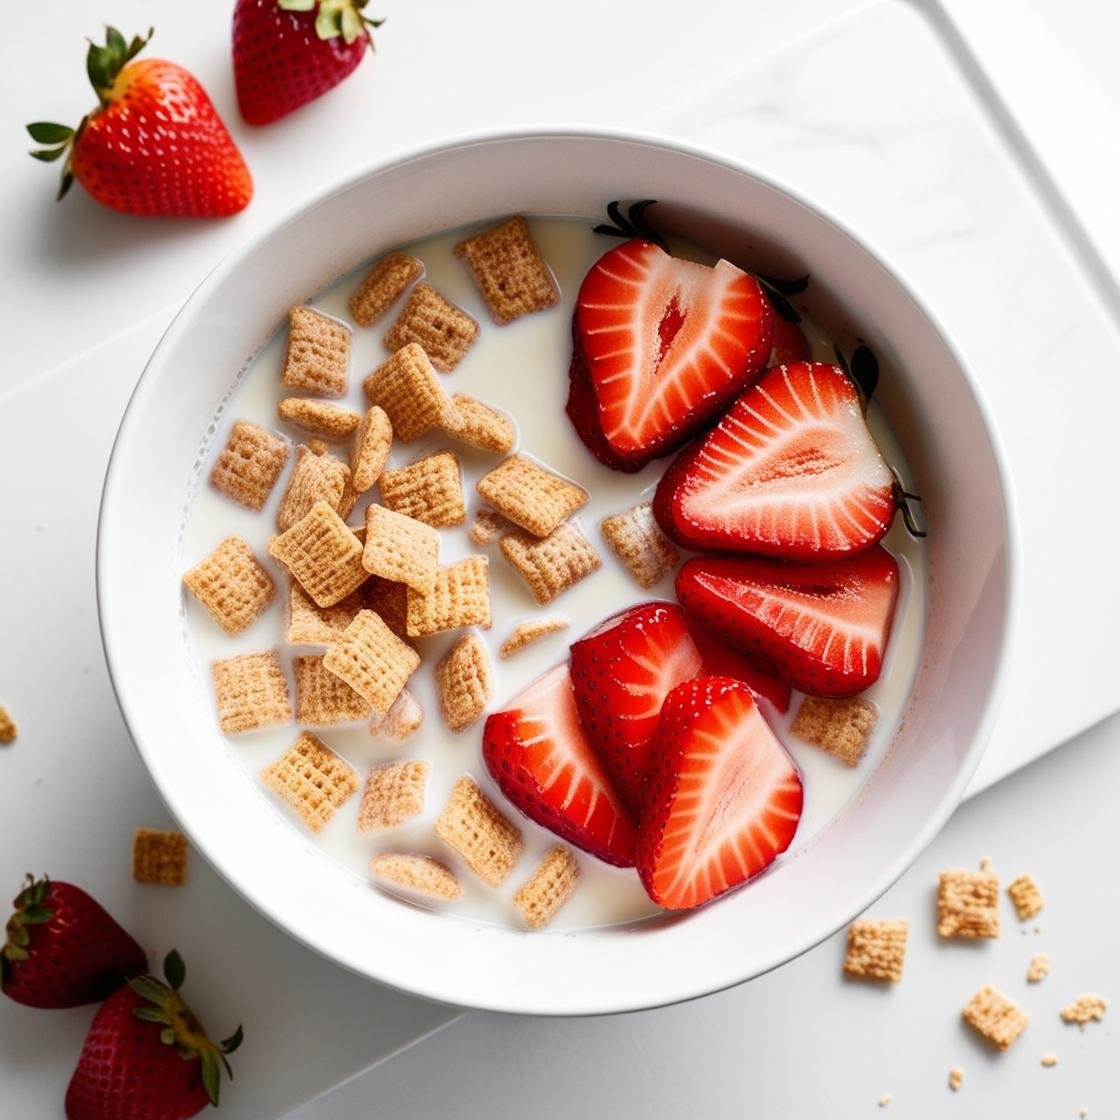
[368,687,423,742]
[348,252,424,326]
[132,828,188,887]
[362,343,452,442]
[600,502,679,589]
[435,633,493,732]
[406,556,491,637]
[454,216,560,325]
[286,580,365,645]
[383,283,479,372]
[281,306,351,396]
[357,759,429,832]
[210,421,289,511]
[183,535,275,635]
[962,985,1029,1050]
[277,397,361,441]
[435,776,522,886]
[370,853,461,901]
[322,609,420,714]
[276,444,352,531]
[938,870,1000,939]
[843,919,908,983]
[468,509,513,547]
[476,454,587,538]
[790,696,878,768]
[261,731,359,833]
[211,650,293,734]
[361,504,440,594]
[293,655,370,724]
[378,451,466,528]
[500,522,601,606]
[268,500,368,608]
[514,846,580,929]
[500,617,569,658]
[351,405,393,492]
[443,394,516,454]
[0,705,16,744]
[365,577,409,639]
[1007,874,1044,921]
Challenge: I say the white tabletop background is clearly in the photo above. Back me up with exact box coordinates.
[3,0,1118,1116]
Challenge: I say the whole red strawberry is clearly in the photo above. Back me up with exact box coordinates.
[27,28,252,218]
[66,950,242,1120]
[2,874,147,1009]
[233,0,384,126]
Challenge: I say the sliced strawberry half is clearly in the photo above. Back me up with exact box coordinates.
[482,664,637,867]
[675,546,900,696]
[767,312,810,367]
[569,602,789,818]
[653,361,896,561]
[571,239,772,469]
[638,676,803,910]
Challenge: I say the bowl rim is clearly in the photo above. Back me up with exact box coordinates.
[96,125,1020,1015]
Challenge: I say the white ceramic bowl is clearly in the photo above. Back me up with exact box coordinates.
[97,129,1016,1015]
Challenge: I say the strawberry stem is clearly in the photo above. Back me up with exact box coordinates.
[593,200,669,253]
[279,0,384,48]
[891,477,926,538]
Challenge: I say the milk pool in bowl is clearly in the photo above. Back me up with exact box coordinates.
[181,215,928,931]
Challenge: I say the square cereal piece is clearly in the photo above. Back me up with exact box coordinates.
[357,759,429,832]
[1027,954,1051,983]
[1007,874,1044,921]
[261,731,359,833]
[183,535,275,635]
[514,846,580,929]
[269,500,368,608]
[500,522,601,606]
[938,869,1000,939]
[443,394,515,455]
[435,633,493,732]
[286,580,365,645]
[1060,994,1108,1025]
[361,504,440,595]
[209,421,289,511]
[293,655,370,724]
[435,776,522,886]
[369,687,423,743]
[350,405,393,492]
[600,502,679,590]
[383,282,478,372]
[281,306,351,397]
[468,508,513,547]
[454,216,560,325]
[211,650,293,734]
[132,828,188,886]
[365,577,409,638]
[0,705,16,744]
[348,251,423,326]
[477,455,587,538]
[362,343,452,442]
[500,617,569,658]
[378,451,466,528]
[406,556,491,637]
[276,444,352,531]
[323,609,420,714]
[790,697,878,768]
[370,853,461,901]
[843,919,908,983]
[277,397,361,441]
[962,985,1029,1050]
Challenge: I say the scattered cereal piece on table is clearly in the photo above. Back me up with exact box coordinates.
[322,609,420,715]
[293,654,371,724]
[948,1067,964,1092]
[514,846,580,929]
[183,535,275,636]
[500,617,569,659]
[132,828,188,886]
[211,650,293,734]
[378,450,466,528]
[360,503,441,595]
[363,343,453,442]
[435,775,522,886]
[454,216,560,325]
[261,731,359,833]
[1040,1053,1059,1068]
[1060,994,1108,1026]
[358,759,429,832]
[961,985,1029,1050]
[365,577,409,639]
[443,394,516,454]
[286,580,365,645]
[1007,873,1044,921]
[843,919,908,983]
[877,1094,891,1108]
[281,306,350,397]
[435,633,493,732]
[468,509,513,547]
[0,705,16,744]
[790,696,878,768]
[348,251,423,326]
[500,522,601,606]
[368,687,423,743]
[277,397,361,441]
[1027,954,1051,983]
[276,444,352,531]
[979,856,993,872]
[477,454,587,538]
[384,283,478,372]
[937,869,1000,939]
[209,420,289,511]
[370,853,461,901]
[406,556,491,637]
[269,500,369,608]
[350,405,393,493]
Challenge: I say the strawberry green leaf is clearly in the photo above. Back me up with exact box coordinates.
[200,1049,222,1107]
[340,5,363,43]
[129,975,170,1006]
[160,1027,176,1046]
[163,948,186,991]
[220,1024,245,1054]
[278,0,316,8]
[849,343,879,403]
[86,26,152,102]
[27,122,74,144]
[29,149,66,162]
[132,1005,171,1025]
[57,170,74,202]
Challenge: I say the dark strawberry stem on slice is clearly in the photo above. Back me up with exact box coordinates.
[279,0,385,49]
[592,199,669,252]
[756,273,809,324]
[891,471,926,539]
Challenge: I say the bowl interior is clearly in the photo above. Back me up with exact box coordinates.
[98,132,1013,1015]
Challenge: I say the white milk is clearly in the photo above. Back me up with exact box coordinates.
[181,218,928,931]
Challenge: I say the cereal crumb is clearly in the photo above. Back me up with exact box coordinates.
[500,617,569,658]
[1007,873,1044,921]
[878,1094,892,1108]
[1027,953,1051,983]
[948,1067,964,1092]
[1060,994,1108,1026]
[979,856,992,872]
[0,705,18,744]
[1040,1052,1059,1068]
